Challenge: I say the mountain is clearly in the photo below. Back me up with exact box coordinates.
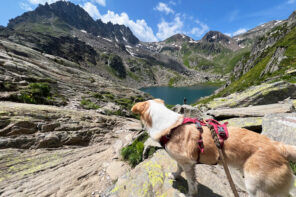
[198,10,296,104]
[141,30,248,76]
[164,33,193,44]
[7,1,139,45]
[233,20,284,48]
[201,31,240,51]
[2,1,211,88]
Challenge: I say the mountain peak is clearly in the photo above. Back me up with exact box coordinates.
[7,1,139,45]
[164,33,193,43]
[202,31,231,43]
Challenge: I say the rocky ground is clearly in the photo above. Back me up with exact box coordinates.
[109,102,296,197]
[0,102,143,197]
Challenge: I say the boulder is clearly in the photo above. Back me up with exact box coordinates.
[206,81,296,109]
[222,117,262,133]
[110,150,247,197]
[0,121,37,136]
[262,113,296,196]
[36,133,61,148]
[97,102,120,115]
[172,104,203,118]
[262,113,296,146]
[41,123,60,132]
[207,103,294,119]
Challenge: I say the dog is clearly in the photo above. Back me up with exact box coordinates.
[131,99,296,197]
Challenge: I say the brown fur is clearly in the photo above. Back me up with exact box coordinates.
[132,100,296,197]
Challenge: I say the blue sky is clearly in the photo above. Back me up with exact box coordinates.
[0,0,296,42]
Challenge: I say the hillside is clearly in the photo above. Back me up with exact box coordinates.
[0,1,223,89]
[198,11,296,104]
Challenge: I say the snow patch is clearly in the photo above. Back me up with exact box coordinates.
[275,20,282,25]
[126,48,135,56]
[125,45,132,49]
[189,40,198,44]
[211,35,217,39]
[239,44,245,48]
[102,37,113,42]
[80,30,87,34]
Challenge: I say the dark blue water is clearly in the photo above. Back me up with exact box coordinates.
[140,86,219,105]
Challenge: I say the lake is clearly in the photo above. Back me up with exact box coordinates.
[140,86,219,105]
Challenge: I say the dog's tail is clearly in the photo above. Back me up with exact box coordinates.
[278,144,296,162]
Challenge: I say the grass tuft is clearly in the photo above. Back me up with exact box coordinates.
[18,82,52,104]
[120,133,150,167]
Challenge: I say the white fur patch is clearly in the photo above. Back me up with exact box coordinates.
[146,100,182,140]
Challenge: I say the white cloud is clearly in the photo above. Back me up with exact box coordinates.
[233,28,247,36]
[156,16,183,40]
[28,0,60,5]
[224,33,232,37]
[287,0,295,4]
[101,11,158,42]
[190,19,209,37]
[154,2,174,15]
[20,2,33,11]
[94,0,106,7]
[82,2,101,20]
[225,28,248,37]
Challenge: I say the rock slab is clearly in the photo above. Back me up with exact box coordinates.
[110,150,247,197]
[207,103,294,119]
[262,113,296,196]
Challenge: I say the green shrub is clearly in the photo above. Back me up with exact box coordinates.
[291,162,296,175]
[102,93,115,100]
[80,99,99,109]
[90,92,103,99]
[108,54,126,78]
[18,82,52,104]
[121,133,150,167]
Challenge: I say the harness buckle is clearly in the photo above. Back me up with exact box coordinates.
[218,126,226,138]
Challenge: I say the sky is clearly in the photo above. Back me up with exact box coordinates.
[0,0,296,42]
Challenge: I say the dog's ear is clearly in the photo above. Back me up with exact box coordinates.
[131,101,148,114]
[153,99,165,105]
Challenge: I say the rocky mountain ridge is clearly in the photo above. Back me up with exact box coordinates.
[2,1,209,89]
[8,1,139,46]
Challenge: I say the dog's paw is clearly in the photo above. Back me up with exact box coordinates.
[168,172,181,180]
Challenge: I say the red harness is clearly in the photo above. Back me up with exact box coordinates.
[159,117,229,163]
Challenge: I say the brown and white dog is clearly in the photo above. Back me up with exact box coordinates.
[131,99,296,197]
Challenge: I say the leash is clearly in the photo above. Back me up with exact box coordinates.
[207,123,239,197]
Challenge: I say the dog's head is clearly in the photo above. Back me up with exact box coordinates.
[131,99,164,115]
[131,99,165,128]
[132,99,183,140]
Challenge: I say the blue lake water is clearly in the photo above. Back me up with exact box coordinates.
[140,86,219,105]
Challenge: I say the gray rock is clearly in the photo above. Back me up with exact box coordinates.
[0,121,37,136]
[260,47,286,77]
[207,103,295,119]
[206,81,296,109]
[172,104,203,118]
[41,123,61,132]
[110,150,247,197]
[262,113,296,146]
[36,133,61,148]
[222,117,263,133]
[262,113,296,196]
